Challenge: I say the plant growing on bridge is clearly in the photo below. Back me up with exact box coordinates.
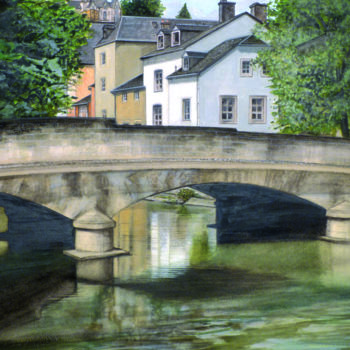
[0,0,91,118]
[177,188,196,204]
[255,0,350,137]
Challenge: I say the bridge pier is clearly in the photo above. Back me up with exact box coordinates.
[64,209,129,282]
[325,201,350,243]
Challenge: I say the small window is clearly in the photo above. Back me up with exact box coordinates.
[249,96,267,123]
[183,55,189,71]
[154,70,163,92]
[153,104,162,125]
[101,77,106,91]
[157,33,164,49]
[103,11,107,20]
[261,63,269,77]
[122,93,127,102]
[102,109,107,118]
[220,96,237,123]
[134,91,140,100]
[101,52,106,65]
[182,99,191,121]
[240,58,252,77]
[171,30,180,46]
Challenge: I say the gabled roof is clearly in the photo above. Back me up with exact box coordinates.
[111,74,144,94]
[79,22,106,65]
[72,95,91,106]
[96,16,217,47]
[141,12,262,60]
[168,35,267,79]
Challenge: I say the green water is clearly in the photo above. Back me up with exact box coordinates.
[2,201,350,349]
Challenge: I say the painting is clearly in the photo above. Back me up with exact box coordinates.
[1,0,350,349]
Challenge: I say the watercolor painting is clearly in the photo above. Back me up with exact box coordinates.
[1,0,350,349]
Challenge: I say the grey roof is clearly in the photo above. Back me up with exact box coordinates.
[73,95,91,106]
[168,35,267,79]
[96,16,217,47]
[79,22,106,65]
[297,35,327,53]
[111,74,144,94]
[141,12,262,60]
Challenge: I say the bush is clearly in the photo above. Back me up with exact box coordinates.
[177,188,195,204]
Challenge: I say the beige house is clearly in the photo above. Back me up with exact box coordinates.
[94,16,162,118]
[111,74,146,125]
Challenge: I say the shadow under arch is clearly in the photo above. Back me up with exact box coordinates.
[0,192,74,253]
[132,182,327,244]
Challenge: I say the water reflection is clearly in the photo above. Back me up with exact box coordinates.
[2,201,350,349]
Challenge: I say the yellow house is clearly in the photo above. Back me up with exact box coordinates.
[94,16,160,118]
[111,74,146,125]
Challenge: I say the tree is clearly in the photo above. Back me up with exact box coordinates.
[120,0,165,17]
[0,0,91,119]
[256,0,350,137]
[176,3,191,19]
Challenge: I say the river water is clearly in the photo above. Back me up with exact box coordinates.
[1,200,350,349]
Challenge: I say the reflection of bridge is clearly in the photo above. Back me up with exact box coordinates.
[1,118,350,259]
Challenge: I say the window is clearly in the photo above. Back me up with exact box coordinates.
[102,109,107,118]
[157,33,164,49]
[153,104,162,125]
[182,99,191,121]
[249,96,267,123]
[101,52,106,65]
[134,91,140,100]
[101,77,106,91]
[171,30,180,46]
[154,70,163,92]
[261,63,269,77]
[78,105,88,118]
[103,11,107,20]
[183,54,189,71]
[122,93,127,102]
[240,58,252,77]
[220,96,237,123]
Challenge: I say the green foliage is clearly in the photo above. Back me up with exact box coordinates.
[177,188,195,204]
[255,0,350,137]
[0,0,91,119]
[120,0,165,17]
[176,3,191,19]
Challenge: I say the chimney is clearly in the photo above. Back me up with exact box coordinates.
[249,2,267,22]
[218,0,236,23]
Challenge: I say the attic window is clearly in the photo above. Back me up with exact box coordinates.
[183,54,189,71]
[157,33,164,50]
[171,30,180,46]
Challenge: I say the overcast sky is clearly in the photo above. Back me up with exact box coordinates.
[162,0,256,20]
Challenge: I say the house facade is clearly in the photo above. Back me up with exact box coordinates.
[111,74,146,125]
[69,0,120,22]
[68,22,106,117]
[141,2,276,132]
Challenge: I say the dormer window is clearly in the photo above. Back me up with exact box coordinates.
[157,33,164,50]
[171,29,180,46]
[183,53,189,71]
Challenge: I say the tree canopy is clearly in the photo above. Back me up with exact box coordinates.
[176,3,191,19]
[120,0,165,17]
[256,0,350,137]
[0,0,91,119]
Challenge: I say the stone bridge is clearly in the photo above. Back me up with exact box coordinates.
[1,118,350,259]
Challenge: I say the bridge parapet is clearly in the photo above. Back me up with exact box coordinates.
[1,118,350,172]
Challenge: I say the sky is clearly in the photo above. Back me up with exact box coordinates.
[162,0,256,20]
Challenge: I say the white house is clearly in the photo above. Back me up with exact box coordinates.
[141,2,276,133]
